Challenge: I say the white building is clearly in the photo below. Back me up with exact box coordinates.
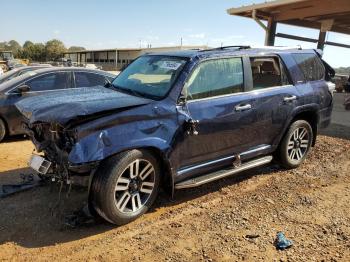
[64,46,207,70]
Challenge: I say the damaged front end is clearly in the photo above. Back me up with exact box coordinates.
[24,122,94,183]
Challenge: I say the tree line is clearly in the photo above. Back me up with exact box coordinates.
[335,67,350,75]
[0,39,86,62]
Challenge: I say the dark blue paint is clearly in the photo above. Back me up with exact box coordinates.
[15,48,333,186]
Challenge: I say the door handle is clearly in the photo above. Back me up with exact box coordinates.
[283,95,297,102]
[235,104,252,111]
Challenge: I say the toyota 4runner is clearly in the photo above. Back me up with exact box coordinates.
[16,46,334,225]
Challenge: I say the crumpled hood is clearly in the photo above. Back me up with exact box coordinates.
[15,86,152,126]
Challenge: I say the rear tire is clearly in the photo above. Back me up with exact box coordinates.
[276,120,313,169]
[0,118,6,142]
[90,149,160,225]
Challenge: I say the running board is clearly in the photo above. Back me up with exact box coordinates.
[175,156,273,189]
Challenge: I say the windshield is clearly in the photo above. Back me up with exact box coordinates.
[112,55,187,99]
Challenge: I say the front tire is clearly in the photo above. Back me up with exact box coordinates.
[0,118,6,142]
[90,149,160,225]
[277,120,313,169]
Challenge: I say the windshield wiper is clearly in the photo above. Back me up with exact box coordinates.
[120,87,146,98]
[108,84,161,100]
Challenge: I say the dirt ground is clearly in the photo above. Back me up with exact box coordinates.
[0,97,350,261]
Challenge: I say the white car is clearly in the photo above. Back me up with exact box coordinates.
[84,63,101,70]
[0,66,4,76]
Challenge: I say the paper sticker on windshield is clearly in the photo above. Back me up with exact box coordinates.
[160,61,182,70]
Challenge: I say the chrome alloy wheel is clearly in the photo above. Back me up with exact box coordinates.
[287,127,310,162]
[114,159,155,213]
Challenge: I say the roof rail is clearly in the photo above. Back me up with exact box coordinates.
[199,45,251,52]
[251,45,302,50]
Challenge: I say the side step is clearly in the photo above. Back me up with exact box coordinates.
[175,156,273,189]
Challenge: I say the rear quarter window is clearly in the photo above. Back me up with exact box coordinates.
[292,53,325,81]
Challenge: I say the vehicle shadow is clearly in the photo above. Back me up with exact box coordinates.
[1,135,28,143]
[0,164,278,249]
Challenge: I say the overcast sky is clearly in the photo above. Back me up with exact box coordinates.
[1,0,350,67]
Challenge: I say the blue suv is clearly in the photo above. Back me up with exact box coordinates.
[16,46,334,225]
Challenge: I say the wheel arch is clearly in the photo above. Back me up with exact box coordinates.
[290,110,318,146]
[274,107,319,149]
[87,145,175,198]
[142,146,174,195]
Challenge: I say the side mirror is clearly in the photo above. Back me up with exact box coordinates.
[17,85,30,93]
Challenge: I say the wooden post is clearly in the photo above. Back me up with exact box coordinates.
[317,31,327,50]
[265,17,277,46]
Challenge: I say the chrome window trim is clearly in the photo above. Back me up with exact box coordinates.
[186,84,294,103]
[181,56,245,102]
[181,54,296,104]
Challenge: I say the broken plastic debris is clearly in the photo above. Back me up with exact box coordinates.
[274,232,293,250]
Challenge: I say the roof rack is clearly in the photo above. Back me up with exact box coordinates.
[199,45,251,52]
[251,45,302,50]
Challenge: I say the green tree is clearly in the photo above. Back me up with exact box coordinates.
[21,41,35,59]
[6,40,22,57]
[32,43,45,61]
[45,39,66,61]
[23,40,34,49]
[68,46,86,52]
[0,42,6,50]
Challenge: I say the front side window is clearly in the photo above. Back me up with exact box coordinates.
[250,57,290,89]
[185,57,244,100]
[292,53,325,81]
[25,72,70,91]
[112,55,187,99]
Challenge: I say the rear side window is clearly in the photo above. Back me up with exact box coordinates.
[26,72,70,91]
[185,57,244,100]
[292,53,325,81]
[250,56,291,89]
[75,72,107,88]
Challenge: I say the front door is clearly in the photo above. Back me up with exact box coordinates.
[177,57,258,175]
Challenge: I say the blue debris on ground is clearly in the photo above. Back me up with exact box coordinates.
[274,232,293,250]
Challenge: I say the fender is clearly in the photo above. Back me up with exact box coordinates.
[69,125,174,164]
[272,103,320,149]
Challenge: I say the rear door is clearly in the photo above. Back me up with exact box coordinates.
[243,55,299,151]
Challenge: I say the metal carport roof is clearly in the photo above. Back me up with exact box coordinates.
[227,0,350,49]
